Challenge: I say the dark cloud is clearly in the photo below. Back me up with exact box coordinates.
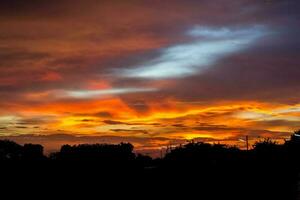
[74,112,114,118]
[16,117,55,125]
[0,0,93,19]
[253,120,300,129]
[14,126,28,129]
[80,119,95,122]
[103,120,157,126]
[103,120,126,125]
[94,112,113,118]
[110,129,149,135]
[172,124,187,128]
[192,123,243,132]
[0,47,49,65]
[168,122,246,134]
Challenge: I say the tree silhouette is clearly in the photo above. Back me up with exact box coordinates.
[23,143,45,161]
[253,138,279,153]
[0,140,22,161]
[50,142,135,163]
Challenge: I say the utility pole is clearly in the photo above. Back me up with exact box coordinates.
[246,135,249,151]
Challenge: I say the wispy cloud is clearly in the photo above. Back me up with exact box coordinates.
[120,26,268,79]
[65,87,157,99]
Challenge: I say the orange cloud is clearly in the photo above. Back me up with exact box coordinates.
[0,0,299,155]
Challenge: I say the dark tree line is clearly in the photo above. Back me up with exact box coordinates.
[49,143,136,162]
[1,131,300,167]
[1,131,300,199]
[0,140,45,161]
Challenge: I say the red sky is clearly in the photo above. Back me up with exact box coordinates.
[0,0,300,155]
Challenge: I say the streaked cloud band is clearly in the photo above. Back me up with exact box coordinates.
[121,26,268,79]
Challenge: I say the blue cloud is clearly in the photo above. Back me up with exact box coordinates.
[66,87,157,99]
[120,26,268,79]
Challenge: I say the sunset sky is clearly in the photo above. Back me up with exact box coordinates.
[0,0,300,155]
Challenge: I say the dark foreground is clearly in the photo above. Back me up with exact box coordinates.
[1,134,300,199]
[2,160,297,199]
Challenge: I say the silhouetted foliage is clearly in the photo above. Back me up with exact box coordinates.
[23,144,45,161]
[253,138,278,151]
[1,131,300,199]
[285,130,300,148]
[164,142,242,169]
[50,143,135,164]
[0,140,46,162]
[253,138,282,156]
[0,140,22,161]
